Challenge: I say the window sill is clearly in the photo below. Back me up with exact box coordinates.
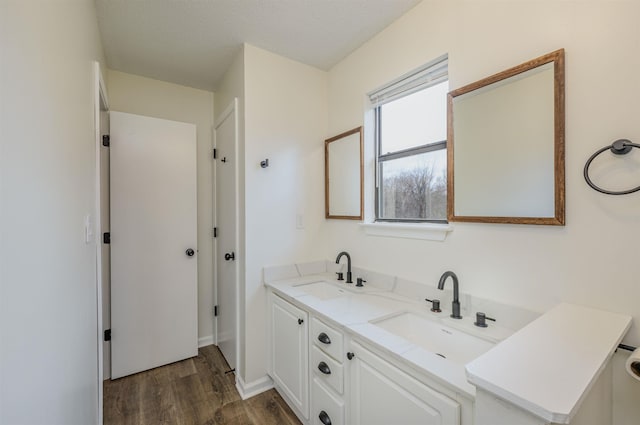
[359,222,453,241]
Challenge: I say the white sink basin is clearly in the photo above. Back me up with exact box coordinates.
[294,279,384,299]
[293,281,349,300]
[371,312,495,364]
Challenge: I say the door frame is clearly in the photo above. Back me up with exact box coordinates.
[213,98,240,375]
[93,61,109,425]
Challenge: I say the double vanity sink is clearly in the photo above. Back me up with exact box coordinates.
[294,279,495,366]
[265,261,632,425]
[268,272,488,425]
[267,268,515,424]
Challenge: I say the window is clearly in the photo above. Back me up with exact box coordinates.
[370,55,448,222]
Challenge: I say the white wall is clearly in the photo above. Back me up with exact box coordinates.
[0,1,105,423]
[215,47,245,121]
[213,44,329,387]
[106,70,216,345]
[242,44,328,383]
[325,1,640,423]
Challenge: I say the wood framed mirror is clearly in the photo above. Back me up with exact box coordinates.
[447,49,565,225]
[325,126,364,220]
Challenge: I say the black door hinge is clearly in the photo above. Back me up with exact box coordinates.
[213,148,217,159]
[104,329,111,341]
[214,306,218,317]
[102,135,110,147]
[213,227,217,238]
[103,232,110,244]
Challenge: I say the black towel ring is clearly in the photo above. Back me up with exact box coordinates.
[583,139,640,195]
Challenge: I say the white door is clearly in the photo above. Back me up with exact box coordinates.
[214,99,239,371]
[110,111,198,379]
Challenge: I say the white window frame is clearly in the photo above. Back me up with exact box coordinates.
[369,54,449,224]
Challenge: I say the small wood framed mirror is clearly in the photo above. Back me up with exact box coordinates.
[325,126,364,220]
[447,49,565,225]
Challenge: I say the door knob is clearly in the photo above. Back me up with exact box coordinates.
[185,248,195,257]
[224,252,235,261]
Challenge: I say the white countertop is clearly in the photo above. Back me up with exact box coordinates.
[466,303,632,424]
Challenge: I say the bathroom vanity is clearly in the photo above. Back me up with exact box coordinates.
[264,261,630,425]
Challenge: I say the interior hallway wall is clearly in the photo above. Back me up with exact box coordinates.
[215,44,329,388]
[0,0,105,423]
[242,44,329,385]
[106,70,216,346]
[325,1,640,423]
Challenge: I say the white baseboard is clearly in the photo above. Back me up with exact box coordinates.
[198,335,214,348]
[218,330,233,342]
[236,374,274,400]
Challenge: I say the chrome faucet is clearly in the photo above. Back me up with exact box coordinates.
[438,271,462,319]
[335,251,353,283]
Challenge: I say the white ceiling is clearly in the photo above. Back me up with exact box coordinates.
[95,0,421,91]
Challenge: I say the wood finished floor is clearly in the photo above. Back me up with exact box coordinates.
[104,345,301,425]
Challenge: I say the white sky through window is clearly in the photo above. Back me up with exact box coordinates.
[380,81,448,154]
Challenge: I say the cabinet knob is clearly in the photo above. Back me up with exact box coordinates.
[317,332,331,344]
[347,352,355,360]
[319,410,332,425]
[297,318,304,325]
[317,361,331,375]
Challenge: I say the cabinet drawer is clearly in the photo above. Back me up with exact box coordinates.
[311,317,343,361]
[312,377,345,425]
[311,345,344,394]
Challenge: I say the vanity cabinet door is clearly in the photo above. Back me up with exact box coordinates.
[348,341,460,425]
[270,294,309,419]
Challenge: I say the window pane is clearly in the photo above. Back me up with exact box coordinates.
[380,81,448,154]
[379,149,447,220]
